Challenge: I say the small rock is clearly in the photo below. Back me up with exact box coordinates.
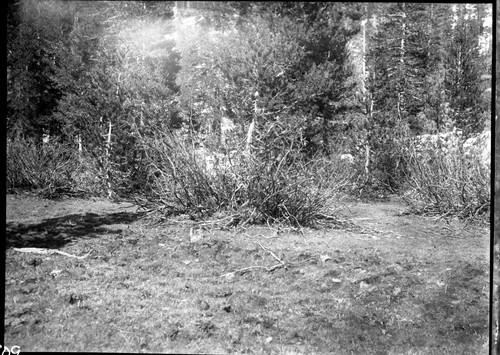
[320,255,331,264]
[190,228,203,243]
[199,300,210,310]
[323,269,341,278]
[387,264,404,274]
[265,336,273,344]
[50,269,63,278]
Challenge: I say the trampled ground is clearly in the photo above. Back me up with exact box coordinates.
[4,194,490,354]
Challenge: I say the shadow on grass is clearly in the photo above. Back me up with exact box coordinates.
[6,211,146,249]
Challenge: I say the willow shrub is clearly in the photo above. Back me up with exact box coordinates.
[7,138,82,198]
[401,139,490,220]
[140,127,354,227]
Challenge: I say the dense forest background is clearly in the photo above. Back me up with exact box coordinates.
[6,1,492,209]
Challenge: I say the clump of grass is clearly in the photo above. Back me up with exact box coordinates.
[401,138,490,220]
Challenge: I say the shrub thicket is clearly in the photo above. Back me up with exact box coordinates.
[7,138,81,198]
[401,136,490,220]
[139,124,354,227]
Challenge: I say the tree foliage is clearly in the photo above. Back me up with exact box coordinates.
[361,3,491,190]
[174,2,361,157]
[7,1,492,199]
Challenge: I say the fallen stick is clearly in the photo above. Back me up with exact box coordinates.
[220,263,284,278]
[12,247,91,260]
[220,265,267,278]
[244,233,280,240]
[254,242,287,269]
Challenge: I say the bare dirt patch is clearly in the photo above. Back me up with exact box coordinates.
[5,194,489,353]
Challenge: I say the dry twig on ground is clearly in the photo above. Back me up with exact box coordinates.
[12,247,92,259]
[220,263,284,278]
[254,241,287,269]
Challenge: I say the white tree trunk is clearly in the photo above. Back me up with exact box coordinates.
[246,94,260,157]
[398,6,406,122]
[105,120,113,199]
[246,117,255,155]
[77,133,82,161]
[364,97,373,178]
[361,19,367,97]
[362,10,372,181]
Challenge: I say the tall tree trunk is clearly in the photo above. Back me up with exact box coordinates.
[77,133,82,161]
[246,93,260,157]
[362,5,373,182]
[397,5,406,123]
[360,18,367,98]
[105,120,113,199]
[364,94,373,180]
[246,117,255,156]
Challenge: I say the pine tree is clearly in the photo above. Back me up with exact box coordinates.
[363,3,414,189]
[7,0,71,142]
[445,4,490,136]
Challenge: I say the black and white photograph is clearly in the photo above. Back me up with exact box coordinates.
[6,1,494,353]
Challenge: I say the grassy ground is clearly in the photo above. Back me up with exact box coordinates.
[5,194,490,354]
